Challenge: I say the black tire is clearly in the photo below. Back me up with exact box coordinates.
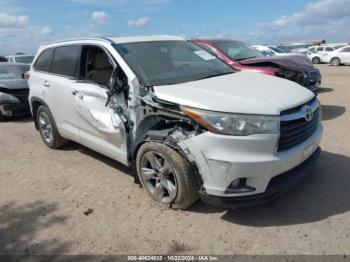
[136,142,199,210]
[312,57,321,64]
[331,57,341,66]
[36,105,67,149]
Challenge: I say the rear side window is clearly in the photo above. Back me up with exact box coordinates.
[325,47,334,52]
[34,48,54,72]
[341,47,350,52]
[52,45,81,77]
[316,47,323,52]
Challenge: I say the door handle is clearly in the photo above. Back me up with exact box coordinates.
[43,81,50,87]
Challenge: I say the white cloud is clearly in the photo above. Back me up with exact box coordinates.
[0,13,28,28]
[40,26,53,35]
[254,0,350,44]
[92,11,109,24]
[128,17,150,28]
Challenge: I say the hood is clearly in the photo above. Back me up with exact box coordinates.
[153,71,314,115]
[239,55,314,72]
[0,79,29,97]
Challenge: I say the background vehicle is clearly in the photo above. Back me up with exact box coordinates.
[6,55,35,65]
[323,46,350,66]
[277,40,325,54]
[0,63,30,120]
[253,45,302,56]
[29,36,322,209]
[0,56,7,62]
[307,46,336,64]
[192,39,321,92]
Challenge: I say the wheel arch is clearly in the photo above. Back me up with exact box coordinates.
[331,57,341,65]
[131,124,203,189]
[30,97,50,130]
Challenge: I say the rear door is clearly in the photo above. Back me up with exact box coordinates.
[45,45,82,141]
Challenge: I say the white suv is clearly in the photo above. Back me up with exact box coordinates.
[28,36,323,209]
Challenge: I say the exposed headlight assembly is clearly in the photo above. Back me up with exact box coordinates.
[276,69,297,79]
[0,92,21,104]
[182,106,280,136]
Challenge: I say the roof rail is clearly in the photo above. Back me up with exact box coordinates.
[42,37,113,46]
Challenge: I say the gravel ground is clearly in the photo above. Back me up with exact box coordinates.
[0,64,349,255]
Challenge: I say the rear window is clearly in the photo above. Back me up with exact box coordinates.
[52,45,80,77]
[34,48,54,72]
[0,65,29,79]
[15,56,34,64]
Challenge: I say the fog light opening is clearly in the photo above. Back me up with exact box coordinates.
[225,178,256,194]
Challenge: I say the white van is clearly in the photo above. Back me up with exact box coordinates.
[28,36,323,209]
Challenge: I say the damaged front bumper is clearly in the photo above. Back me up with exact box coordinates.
[199,147,321,208]
[178,124,323,208]
[294,69,322,93]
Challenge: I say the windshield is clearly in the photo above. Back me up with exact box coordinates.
[269,46,287,53]
[0,65,29,79]
[114,41,233,86]
[214,41,264,61]
[15,56,34,64]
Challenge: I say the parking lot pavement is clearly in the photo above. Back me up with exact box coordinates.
[0,64,350,255]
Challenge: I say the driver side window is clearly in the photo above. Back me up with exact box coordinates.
[80,46,114,86]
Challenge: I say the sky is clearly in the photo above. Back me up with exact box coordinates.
[0,0,350,55]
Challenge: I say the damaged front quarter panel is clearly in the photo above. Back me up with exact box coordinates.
[129,86,204,188]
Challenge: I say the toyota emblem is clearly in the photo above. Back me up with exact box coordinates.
[302,105,314,122]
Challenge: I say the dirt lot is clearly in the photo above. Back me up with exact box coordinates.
[0,64,349,255]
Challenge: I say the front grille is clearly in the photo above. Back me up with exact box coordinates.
[278,100,319,152]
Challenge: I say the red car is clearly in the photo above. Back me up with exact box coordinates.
[191,39,321,92]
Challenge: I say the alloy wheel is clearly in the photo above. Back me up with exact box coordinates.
[38,111,53,144]
[140,151,177,204]
[331,58,340,66]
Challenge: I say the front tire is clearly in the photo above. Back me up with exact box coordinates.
[37,105,67,149]
[312,57,321,64]
[331,57,341,66]
[136,142,198,210]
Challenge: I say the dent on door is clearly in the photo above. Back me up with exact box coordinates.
[72,83,126,147]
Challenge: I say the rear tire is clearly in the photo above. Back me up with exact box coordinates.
[37,105,67,149]
[136,142,199,210]
[312,57,321,64]
[331,57,341,66]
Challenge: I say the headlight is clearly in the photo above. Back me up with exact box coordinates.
[276,69,297,79]
[0,92,21,104]
[182,106,280,136]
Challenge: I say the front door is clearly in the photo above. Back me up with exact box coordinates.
[73,45,129,165]
[340,47,350,63]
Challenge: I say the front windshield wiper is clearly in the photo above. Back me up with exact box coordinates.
[196,71,234,81]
